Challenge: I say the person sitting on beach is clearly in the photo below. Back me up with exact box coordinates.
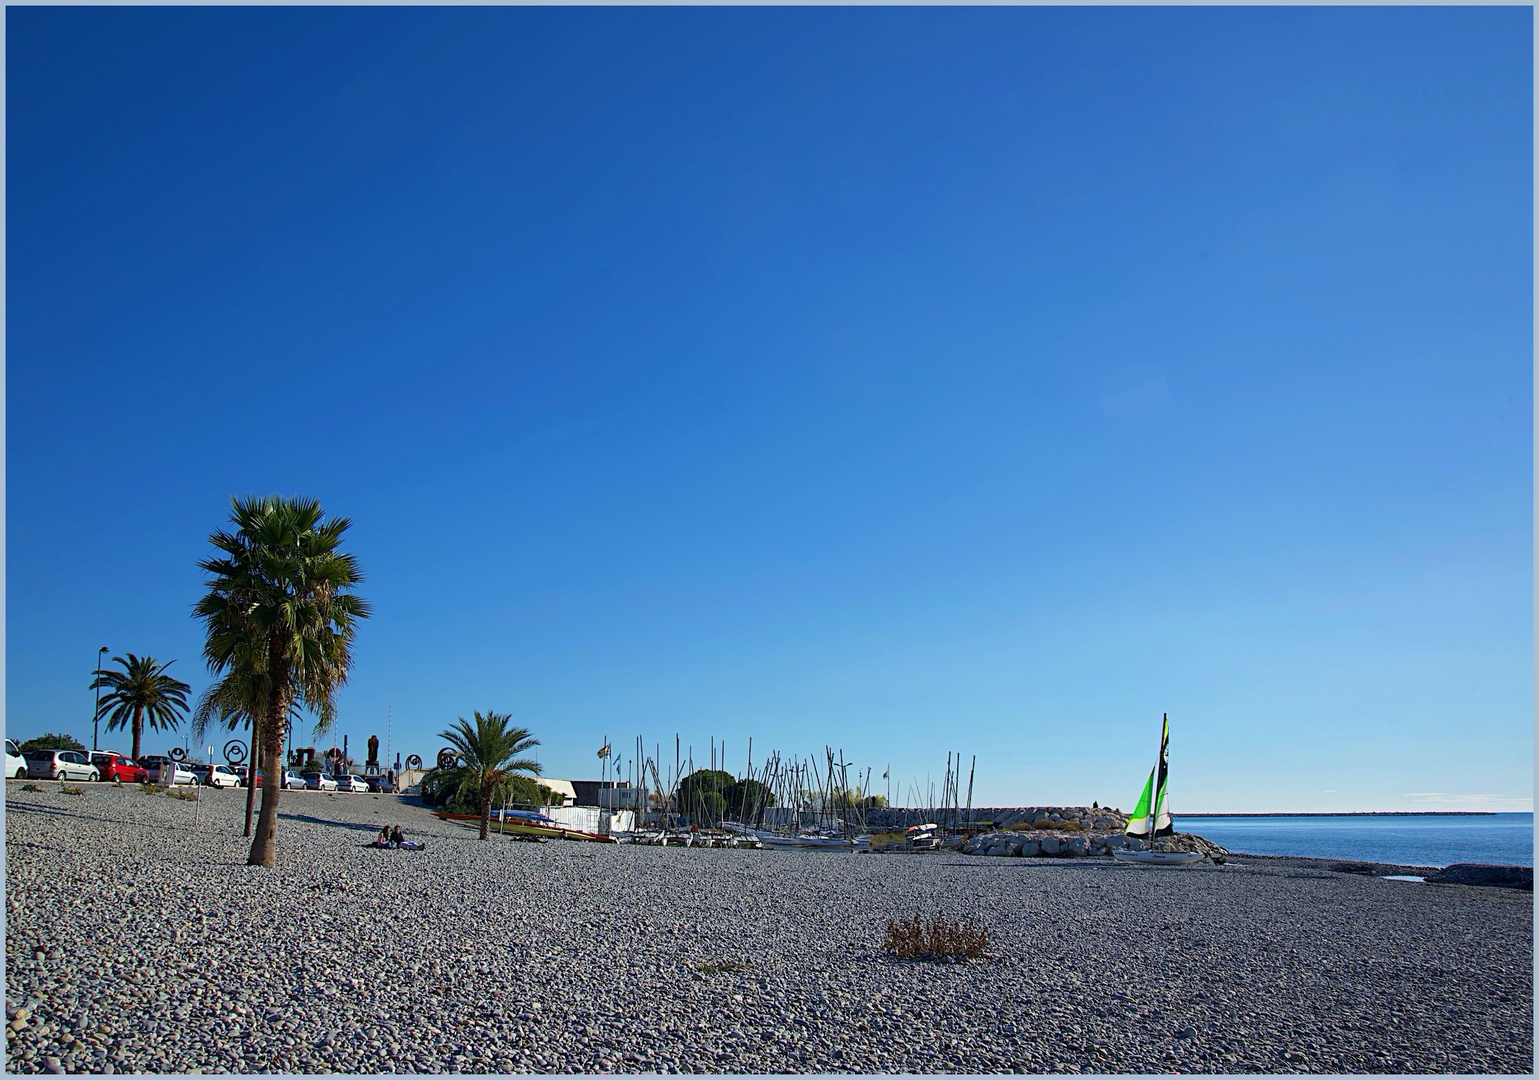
[378,825,391,845]
[390,825,405,845]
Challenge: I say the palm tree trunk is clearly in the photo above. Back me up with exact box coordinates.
[248,690,287,867]
[130,714,142,763]
[480,791,491,841]
[243,716,260,839]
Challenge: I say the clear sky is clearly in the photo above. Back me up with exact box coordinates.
[7,7,1532,812]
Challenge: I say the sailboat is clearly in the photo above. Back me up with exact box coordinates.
[1112,713,1204,866]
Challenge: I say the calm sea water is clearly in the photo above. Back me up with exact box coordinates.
[1177,813,1533,868]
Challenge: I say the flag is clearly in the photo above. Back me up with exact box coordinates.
[597,743,611,759]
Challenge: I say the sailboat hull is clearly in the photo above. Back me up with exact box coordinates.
[1113,849,1204,866]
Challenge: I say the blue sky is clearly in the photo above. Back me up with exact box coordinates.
[7,7,1531,812]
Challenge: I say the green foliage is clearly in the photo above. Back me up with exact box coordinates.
[436,711,542,839]
[420,770,559,813]
[506,774,561,806]
[676,768,776,823]
[19,783,40,793]
[91,654,191,761]
[195,496,369,740]
[18,733,84,752]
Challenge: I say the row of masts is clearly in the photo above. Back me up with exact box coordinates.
[587,733,979,838]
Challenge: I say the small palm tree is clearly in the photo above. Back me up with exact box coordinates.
[191,665,307,837]
[91,654,191,761]
[194,495,369,867]
[438,712,542,840]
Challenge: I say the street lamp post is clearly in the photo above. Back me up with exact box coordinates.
[92,646,108,752]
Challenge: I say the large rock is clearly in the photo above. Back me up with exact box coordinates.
[1040,835,1061,855]
[1018,837,1040,857]
[1424,864,1533,890]
[986,842,1009,857]
[1066,836,1088,857]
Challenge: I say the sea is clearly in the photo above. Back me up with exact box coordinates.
[1176,813,1533,868]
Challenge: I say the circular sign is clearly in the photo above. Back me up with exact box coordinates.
[325,747,344,762]
[436,748,459,770]
[223,740,248,765]
[168,746,187,762]
[404,754,422,770]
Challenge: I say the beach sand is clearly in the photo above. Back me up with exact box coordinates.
[5,782,1531,1073]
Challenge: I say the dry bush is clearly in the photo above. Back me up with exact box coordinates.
[882,911,989,961]
[167,788,198,802]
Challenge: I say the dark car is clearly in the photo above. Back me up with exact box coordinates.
[363,775,397,794]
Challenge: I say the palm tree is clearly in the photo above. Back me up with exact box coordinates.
[438,712,542,840]
[90,654,191,761]
[194,495,369,867]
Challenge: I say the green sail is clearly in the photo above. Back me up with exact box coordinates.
[1125,767,1156,835]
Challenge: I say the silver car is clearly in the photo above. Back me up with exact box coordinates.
[24,750,99,782]
[301,771,339,792]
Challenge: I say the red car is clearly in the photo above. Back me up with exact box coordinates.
[89,752,148,784]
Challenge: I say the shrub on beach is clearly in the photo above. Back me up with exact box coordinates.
[882,911,989,961]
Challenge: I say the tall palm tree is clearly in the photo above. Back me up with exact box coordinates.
[90,654,191,762]
[194,495,369,867]
[438,712,542,840]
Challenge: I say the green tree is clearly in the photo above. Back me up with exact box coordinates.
[676,768,776,825]
[436,711,542,840]
[90,654,191,761]
[194,496,369,867]
[676,768,732,824]
[18,733,84,753]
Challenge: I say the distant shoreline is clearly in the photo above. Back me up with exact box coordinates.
[1180,811,1515,817]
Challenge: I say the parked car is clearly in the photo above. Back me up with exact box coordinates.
[241,768,307,790]
[193,763,241,788]
[24,750,99,782]
[301,771,339,792]
[89,752,148,784]
[363,774,397,794]
[337,774,369,793]
[138,756,197,786]
[6,740,26,779]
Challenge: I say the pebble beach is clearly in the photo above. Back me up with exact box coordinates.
[5,782,1532,1074]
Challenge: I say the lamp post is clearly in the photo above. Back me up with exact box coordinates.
[92,646,108,751]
